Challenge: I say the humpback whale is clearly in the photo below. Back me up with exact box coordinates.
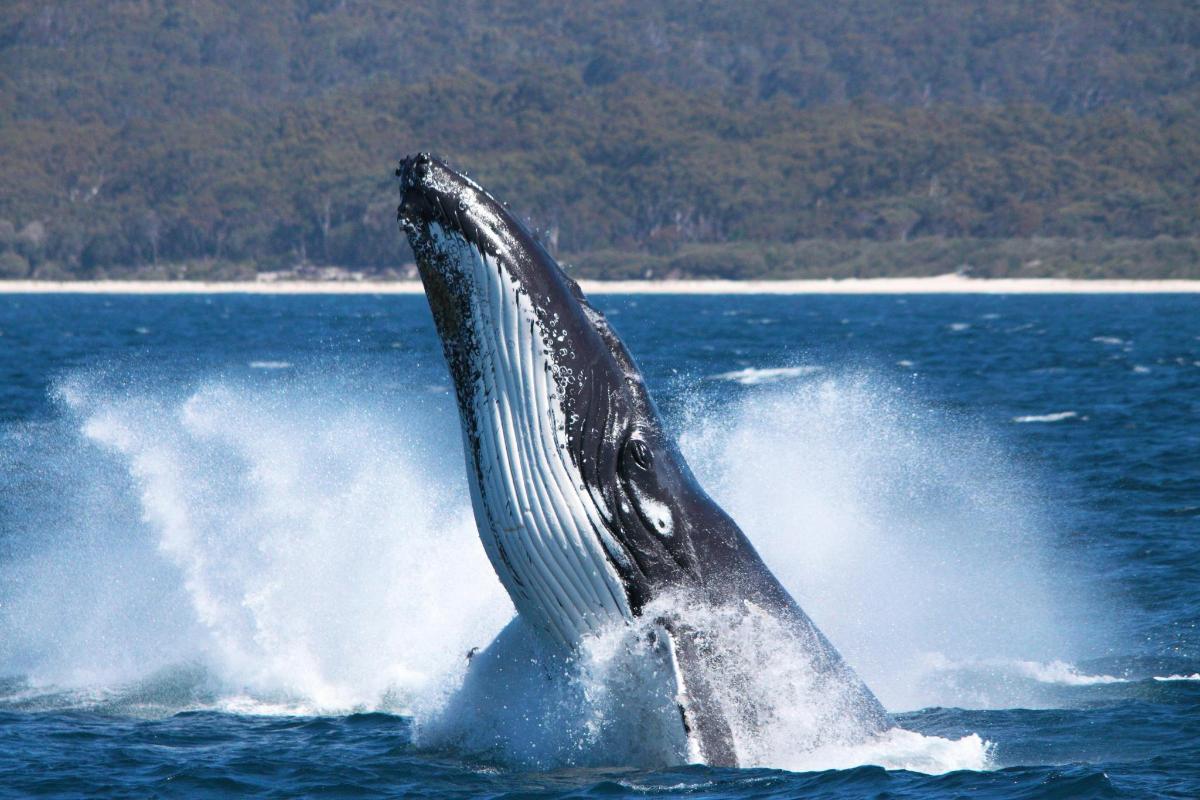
[396,153,888,766]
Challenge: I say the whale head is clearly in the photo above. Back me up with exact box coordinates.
[397,154,746,642]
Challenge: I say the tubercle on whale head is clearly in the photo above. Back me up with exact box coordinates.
[396,152,613,360]
[396,153,500,254]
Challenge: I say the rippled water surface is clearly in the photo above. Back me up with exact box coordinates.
[1,293,1197,798]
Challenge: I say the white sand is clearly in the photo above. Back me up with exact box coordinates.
[1,274,1198,294]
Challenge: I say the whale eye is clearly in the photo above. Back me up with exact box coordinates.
[627,439,653,471]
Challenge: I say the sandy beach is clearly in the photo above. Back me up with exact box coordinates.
[1,274,1198,294]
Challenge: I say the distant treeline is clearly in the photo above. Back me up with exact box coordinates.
[1,1,1198,279]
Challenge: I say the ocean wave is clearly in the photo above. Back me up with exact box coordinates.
[1152,673,1200,682]
[1010,659,1126,686]
[708,366,822,385]
[781,729,992,775]
[1012,411,1078,423]
[210,694,332,717]
[909,654,1129,707]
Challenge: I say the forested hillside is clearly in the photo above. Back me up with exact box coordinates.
[1,1,1198,279]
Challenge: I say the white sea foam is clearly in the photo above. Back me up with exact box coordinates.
[212,695,326,717]
[1092,336,1125,345]
[782,729,992,774]
[708,366,822,385]
[1012,411,1078,423]
[895,654,1130,708]
[1010,659,1125,685]
[893,653,1126,689]
[417,616,692,769]
[419,598,991,773]
[1153,673,1200,682]
[248,360,292,369]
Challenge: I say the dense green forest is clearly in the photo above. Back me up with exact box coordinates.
[1,1,1198,280]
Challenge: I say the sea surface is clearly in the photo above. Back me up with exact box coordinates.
[0,293,1197,798]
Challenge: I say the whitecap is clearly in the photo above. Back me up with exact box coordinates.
[1012,411,1078,423]
[911,654,1128,706]
[1153,673,1200,682]
[708,366,822,386]
[1010,659,1126,686]
[781,728,993,775]
[212,694,327,717]
[948,322,970,332]
[1092,336,1124,345]
[248,360,292,370]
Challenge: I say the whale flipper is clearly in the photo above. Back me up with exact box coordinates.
[651,618,738,766]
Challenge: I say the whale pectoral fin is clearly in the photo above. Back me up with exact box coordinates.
[650,619,738,768]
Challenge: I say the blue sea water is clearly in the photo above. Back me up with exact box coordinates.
[0,292,1197,798]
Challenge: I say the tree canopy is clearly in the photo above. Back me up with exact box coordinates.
[1,1,1197,279]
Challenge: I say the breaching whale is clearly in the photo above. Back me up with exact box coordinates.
[396,153,888,766]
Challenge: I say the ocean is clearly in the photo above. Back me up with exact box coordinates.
[0,292,1197,798]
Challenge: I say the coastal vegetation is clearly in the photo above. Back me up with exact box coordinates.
[1,1,1198,280]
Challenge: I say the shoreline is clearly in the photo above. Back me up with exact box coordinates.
[1,275,1199,295]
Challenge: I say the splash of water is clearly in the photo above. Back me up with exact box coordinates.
[677,373,1101,711]
[413,615,693,770]
[416,591,991,773]
[0,368,1100,772]
[1,375,511,712]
